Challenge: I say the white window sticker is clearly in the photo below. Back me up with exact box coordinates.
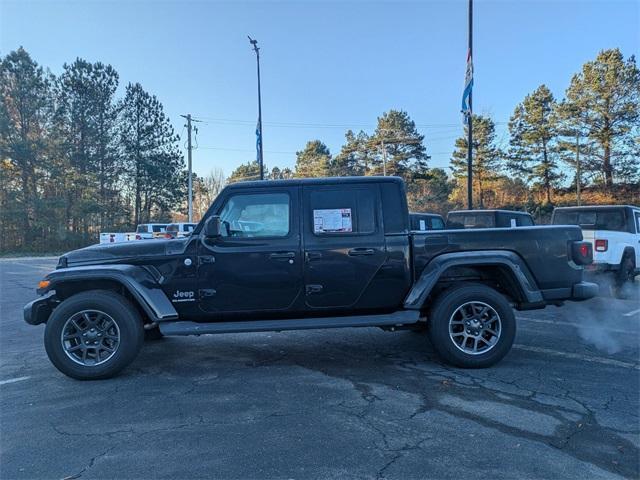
[510,218,517,228]
[419,219,426,231]
[313,208,353,233]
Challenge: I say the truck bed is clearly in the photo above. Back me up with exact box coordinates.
[410,225,585,292]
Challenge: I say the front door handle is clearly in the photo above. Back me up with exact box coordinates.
[348,248,376,256]
[270,252,295,260]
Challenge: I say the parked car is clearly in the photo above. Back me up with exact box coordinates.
[25,176,596,379]
[552,205,639,295]
[164,223,196,239]
[446,209,535,229]
[99,232,136,244]
[409,212,445,231]
[135,223,168,240]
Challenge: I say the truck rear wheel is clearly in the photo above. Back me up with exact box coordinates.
[613,253,636,299]
[44,290,144,380]
[427,283,516,368]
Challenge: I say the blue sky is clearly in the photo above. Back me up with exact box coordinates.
[1,0,638,178]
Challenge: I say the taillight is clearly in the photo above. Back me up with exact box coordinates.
[164,233,172,239]
[595,239,608,252]
[571,241,593,265]
[135,234,142,240]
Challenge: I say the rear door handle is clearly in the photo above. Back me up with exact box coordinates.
[348,248,376,256]
[270,252,295,260]
[306,251,322,261]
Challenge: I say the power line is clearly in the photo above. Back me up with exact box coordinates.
[191,115,507,130]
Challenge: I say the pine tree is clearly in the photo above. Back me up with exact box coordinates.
[331,130,371,176]
[295,140,331,178]
[450,114,502,208]
[0,47,52,248]
[228,160,264,183]
[55,58,120,232]
[507,85,564,204]
[370,110,429,179]
[561,49,640,187]
[119,83,184,224]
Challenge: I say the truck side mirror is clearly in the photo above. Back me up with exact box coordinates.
[204,216,222,238]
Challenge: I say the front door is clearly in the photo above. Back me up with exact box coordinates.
[302,184,386,310]
[197,187,303,314]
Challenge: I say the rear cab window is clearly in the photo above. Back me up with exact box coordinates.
[308,187,377,235]
[553,209,627,232]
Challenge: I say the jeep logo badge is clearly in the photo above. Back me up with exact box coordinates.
[172,290,195,302]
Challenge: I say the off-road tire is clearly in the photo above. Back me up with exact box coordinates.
[427,283,516,368]
[44,290,144,380]
[613,253,636,299]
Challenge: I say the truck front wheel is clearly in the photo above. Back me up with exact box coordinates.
[44,290,144,380]
[427,283,516,368]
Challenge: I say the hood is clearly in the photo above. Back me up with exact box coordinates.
[59,238,189,268]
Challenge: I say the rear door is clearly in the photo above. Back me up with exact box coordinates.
[302,184,385,309]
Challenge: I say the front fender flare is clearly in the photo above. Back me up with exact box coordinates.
[40,264,178,322]
[403,250,544,310]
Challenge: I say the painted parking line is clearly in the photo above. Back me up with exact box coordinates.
[623,308,640,317]
[0,376,31,386]
[517,316,635,334]
[513,344,640,370]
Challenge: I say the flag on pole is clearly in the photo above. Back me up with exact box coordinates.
[461,48,473,124]
[255,121,262,162]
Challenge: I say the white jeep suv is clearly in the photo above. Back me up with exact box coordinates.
[552,205,639,296]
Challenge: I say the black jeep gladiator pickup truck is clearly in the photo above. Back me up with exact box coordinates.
[24,177,597,379]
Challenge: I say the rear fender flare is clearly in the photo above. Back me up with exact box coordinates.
[41,264,178,322]
[404,250,544,310]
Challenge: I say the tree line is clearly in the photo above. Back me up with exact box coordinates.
[1,48,188,252]
[230,48,639,217]
[1,47,638,253]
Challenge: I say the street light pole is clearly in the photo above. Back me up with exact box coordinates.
[248,36,264,180]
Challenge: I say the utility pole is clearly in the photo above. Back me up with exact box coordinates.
[180,114,202,222]
[248,36,264,180]
[466,0,473,210]
[181,114,193,222]
[576,134,581,206]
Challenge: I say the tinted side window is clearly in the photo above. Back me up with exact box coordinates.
[309,188,376,235]
[152,225,166,233]
[635,212,640,233]
[219,193,290,238]
[517,215,534,226]
[136,225,147,233]
[431,217,445,229]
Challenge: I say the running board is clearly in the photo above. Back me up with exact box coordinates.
[158,310,421,336]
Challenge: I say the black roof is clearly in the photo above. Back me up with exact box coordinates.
[554,205,639,211]
[410,212,443,217]
[448,209,531,215]
[225,176,404,190]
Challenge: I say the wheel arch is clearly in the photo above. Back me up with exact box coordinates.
[41,265,178,324]
[404,251,545,311]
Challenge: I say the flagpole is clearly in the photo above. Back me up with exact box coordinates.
[467,0,473,210]
[249,36,264,180]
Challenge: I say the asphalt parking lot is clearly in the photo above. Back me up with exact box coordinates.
[1,257,639,479]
